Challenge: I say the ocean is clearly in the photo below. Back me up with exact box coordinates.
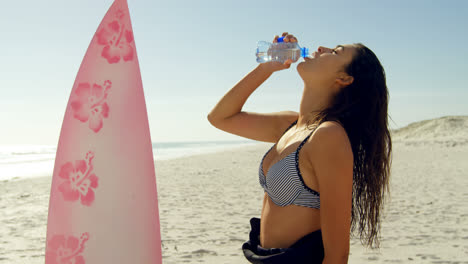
[0,140,259,182]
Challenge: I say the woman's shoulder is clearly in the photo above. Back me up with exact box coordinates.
[320,119,345,129]
[303,120,352,161]
[300,120,353,187]
[309,120,348,140]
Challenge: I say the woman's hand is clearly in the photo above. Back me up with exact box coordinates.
[258,32,298,73]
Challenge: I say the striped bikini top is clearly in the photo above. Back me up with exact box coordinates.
[259,120,320,209]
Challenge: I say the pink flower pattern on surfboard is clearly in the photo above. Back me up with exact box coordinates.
[70,80,111,133]
[96,9,134,64]
[58,151,98,206]
[45,233,90,264]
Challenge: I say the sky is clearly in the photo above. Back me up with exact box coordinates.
[1,0,467,145]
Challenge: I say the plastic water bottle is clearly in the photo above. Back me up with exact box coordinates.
[256,37,309,63]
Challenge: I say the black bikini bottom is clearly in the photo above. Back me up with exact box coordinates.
[242,217,324,264]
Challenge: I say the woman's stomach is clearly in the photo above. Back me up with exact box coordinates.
[260,192,321,248]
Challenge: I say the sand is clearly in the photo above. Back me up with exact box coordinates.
[1,116,468,263]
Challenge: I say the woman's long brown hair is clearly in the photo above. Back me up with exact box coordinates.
[307,43,392,248]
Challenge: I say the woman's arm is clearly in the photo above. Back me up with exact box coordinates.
[306,121,354,264]
[207,32,301,142]
[207,63,274,124]
[207,62,298,143]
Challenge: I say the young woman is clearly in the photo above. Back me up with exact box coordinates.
[208,32,392,264]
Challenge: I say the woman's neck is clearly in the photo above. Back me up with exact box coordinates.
[297,84,335,128]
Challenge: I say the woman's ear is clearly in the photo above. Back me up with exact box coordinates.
[336,74,354,87]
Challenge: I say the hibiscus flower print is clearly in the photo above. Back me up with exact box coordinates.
[58,151,98,206]
[45,233,89,264]
[70,80,111,133]
[96,9,134,64]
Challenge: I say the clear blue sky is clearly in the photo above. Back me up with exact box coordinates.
[1,0,467,145]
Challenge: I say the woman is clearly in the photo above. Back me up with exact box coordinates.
[207,32,391,263]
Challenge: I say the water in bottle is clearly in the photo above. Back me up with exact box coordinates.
[256,37,309,63]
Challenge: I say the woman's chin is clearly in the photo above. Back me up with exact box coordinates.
[296,62,306,78]
[296,61,304,72]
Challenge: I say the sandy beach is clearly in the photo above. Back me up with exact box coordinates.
[1,116,468,263]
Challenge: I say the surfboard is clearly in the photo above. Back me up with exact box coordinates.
[44,0,162,263]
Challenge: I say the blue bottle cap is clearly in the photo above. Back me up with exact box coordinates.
[301,47,309,58]
[277,37,284,43]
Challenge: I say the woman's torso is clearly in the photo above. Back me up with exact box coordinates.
[259,120,322,249]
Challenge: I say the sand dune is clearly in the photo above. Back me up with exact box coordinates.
[392,116,468,146]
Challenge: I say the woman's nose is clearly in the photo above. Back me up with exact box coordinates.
[317,46,331,54]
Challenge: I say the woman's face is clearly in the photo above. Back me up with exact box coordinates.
[297,44,357,91]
